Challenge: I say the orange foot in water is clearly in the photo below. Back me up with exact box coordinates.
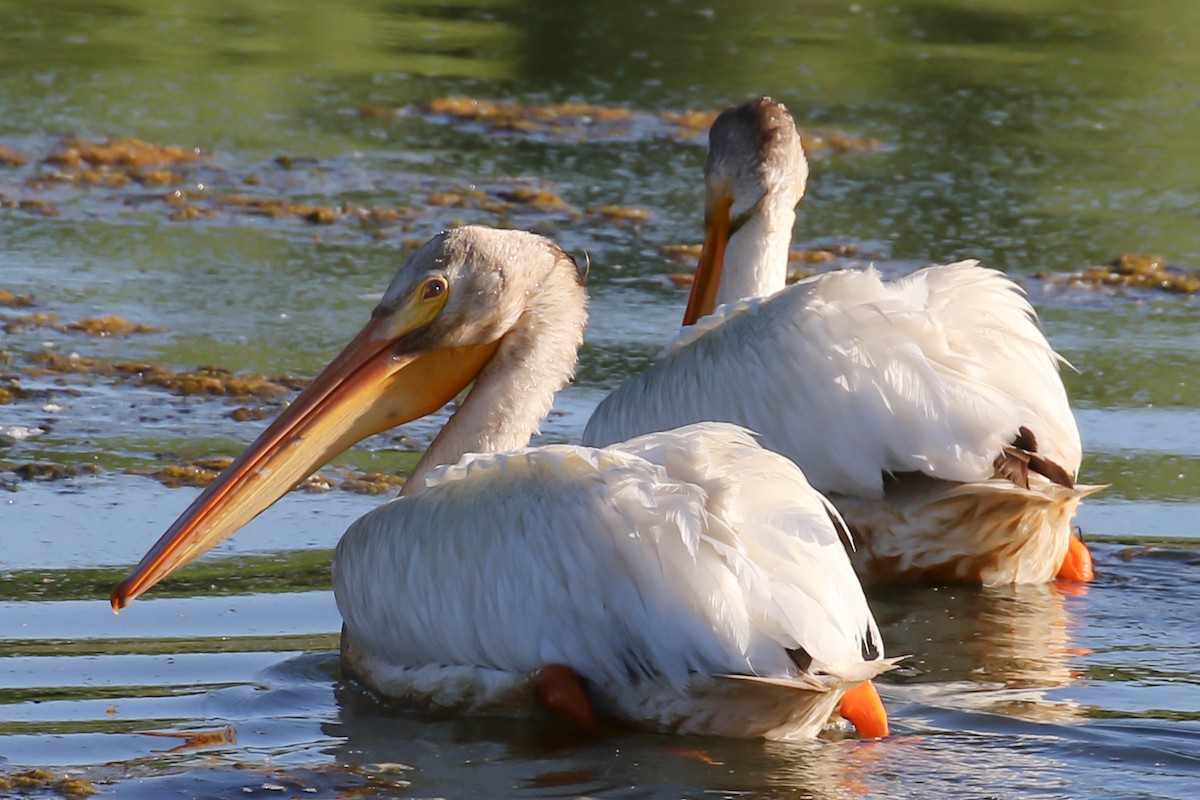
[534,663,598,733]
[838,680,889,738]
[1056,535,1094,582]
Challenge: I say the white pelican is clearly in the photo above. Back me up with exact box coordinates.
[110,226,894,740]
[584,98,1100,586]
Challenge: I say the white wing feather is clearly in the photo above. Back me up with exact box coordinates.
[584,262,1080,497]
[333,422,880,694]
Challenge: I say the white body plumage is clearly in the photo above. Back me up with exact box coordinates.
[111,226,893,738]
[585,263,1098,584]
[335,422,890,739]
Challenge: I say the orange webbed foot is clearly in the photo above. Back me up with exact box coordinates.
[838,680,889,738]
[533,663,598,734]
[1057,535,1094,582]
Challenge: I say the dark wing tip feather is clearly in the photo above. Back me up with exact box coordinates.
[995,426,1074,489]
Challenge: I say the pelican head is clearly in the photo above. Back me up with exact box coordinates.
[111,225,587,610]
[684,97,808,325]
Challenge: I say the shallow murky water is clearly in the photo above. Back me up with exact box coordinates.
[2,1,1199,797]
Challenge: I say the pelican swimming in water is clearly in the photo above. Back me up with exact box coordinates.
[584,98,1100,586]
[110,225,894,740]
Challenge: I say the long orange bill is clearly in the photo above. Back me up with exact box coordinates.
[682,195,732,326]
[110,296,499,611]
[838,680,889,738]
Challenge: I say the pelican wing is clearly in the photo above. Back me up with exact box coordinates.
[584,262,1080,497]
[333,422,880,693]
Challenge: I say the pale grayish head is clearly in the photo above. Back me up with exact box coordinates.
[704,96,809,228]
[685,97,809,324]
[112,224,587,610]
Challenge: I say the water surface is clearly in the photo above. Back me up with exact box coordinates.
[2,1,1199,797]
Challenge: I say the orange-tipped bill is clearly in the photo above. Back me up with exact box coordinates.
[838,680,889,738]
[111,287,498,611]
[682,195,732,326]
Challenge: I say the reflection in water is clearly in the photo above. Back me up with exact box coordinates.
[874,582,1085,724]
[137,725,237,755]
[1,557,1195,799]
[325,681,899,799]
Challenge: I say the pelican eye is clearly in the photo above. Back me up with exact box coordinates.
[422,277,447,301]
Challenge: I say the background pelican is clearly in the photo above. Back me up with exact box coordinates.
[110,225,893,740]
[584,98,1100,586]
